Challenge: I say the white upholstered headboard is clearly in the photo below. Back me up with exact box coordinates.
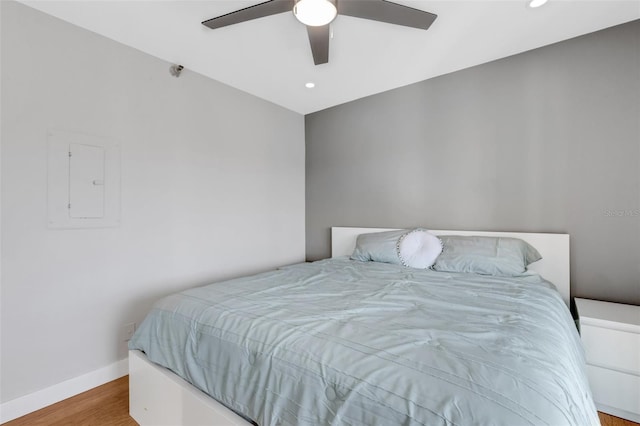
[331,227,570,307]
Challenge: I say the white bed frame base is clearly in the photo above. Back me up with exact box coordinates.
[129,350,248,426]
[130,227,571,425]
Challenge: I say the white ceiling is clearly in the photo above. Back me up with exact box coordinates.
[19,0,640,114]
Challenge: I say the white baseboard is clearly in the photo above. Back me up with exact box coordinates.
[596,402,640,424]
[0,358,128,424]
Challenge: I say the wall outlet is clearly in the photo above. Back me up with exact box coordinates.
[123,322,136,342]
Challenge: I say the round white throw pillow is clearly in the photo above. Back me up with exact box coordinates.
[396,229,443,269]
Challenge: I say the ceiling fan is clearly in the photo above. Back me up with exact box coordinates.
[202,0,437,65]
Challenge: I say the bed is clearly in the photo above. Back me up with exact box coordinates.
[128,227,598,426]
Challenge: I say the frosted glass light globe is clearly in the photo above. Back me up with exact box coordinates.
[294,0,337,26]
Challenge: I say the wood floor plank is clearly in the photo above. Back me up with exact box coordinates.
[3,375,638,426]
[4,376,137,426]
[599,411,640,426]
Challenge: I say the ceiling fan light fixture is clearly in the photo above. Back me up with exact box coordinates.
[293,0,337,27]
[528,0,548,8]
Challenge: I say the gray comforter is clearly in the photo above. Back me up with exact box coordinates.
[129,257,599,425]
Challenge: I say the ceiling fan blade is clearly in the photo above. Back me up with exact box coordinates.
[307,25,330,65]
[202,0,293,30]
[338,0,437,31]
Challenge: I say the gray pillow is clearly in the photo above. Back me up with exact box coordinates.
[432,236,542,276]
[350,230,409,265]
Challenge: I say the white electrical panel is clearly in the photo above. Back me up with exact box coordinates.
[69,143,105,218]
[47,131,120,229]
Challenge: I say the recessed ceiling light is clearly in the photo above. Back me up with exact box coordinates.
[528,0,548,8]
[305,82,315,88]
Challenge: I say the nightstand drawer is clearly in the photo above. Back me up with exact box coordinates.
[581,324,640,373]
[586,364,640,417]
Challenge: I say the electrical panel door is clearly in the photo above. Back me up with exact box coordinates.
[69,143,105,218]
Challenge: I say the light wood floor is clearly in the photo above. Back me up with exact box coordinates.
[599,412,640,426]
[3,376,638,426]
[4,376,137,426]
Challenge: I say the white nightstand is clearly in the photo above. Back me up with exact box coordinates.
[575,298,640,423]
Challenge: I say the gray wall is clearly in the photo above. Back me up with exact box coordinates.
[1,1,304,404]
[306,20,640,305]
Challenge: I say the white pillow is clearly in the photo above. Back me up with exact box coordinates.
[396,229,442,269]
